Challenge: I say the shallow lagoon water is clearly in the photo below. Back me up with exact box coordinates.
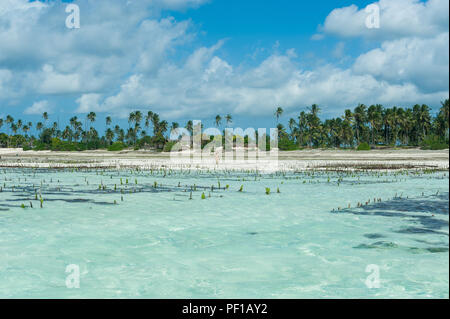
[0,168,448,298]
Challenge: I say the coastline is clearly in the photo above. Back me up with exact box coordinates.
[1,148,448,171]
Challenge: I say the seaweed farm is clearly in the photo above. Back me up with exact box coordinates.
[0,167,448,298]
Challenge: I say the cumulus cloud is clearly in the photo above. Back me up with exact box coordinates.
[353,32,449,92]
[310,0,449,111]
[75,46,448,119]
[320,0,449,40]
[24,100,52,115]
[0,0,448,120]
[0,0,193,97]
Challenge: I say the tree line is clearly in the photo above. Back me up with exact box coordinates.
[275,100,449,150]
[0,99,448,151]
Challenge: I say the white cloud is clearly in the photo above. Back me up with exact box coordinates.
[353,32,449,92]
[76,94,102,113]
[76,47,448,119]
[321,0,449,40]
[0,1,193,97]
[24,100,52,115]
[0,0,448,121]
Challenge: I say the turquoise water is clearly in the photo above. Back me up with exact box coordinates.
[0,168,448,298]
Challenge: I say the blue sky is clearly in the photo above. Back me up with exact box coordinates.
[169,0,376,61]
[1,0,448,132]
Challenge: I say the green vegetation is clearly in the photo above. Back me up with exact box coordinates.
[420,136,449,150]
[0,99,448,152]
[357,142,371,151]
[162,141,178,152]
[275,100,449,150]
[278,137,298,151]
[108,142,126,152]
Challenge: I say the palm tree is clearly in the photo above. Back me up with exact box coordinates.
[52,121,59,137]
[215,115,222,129]
[128,112,135,129]
[126,127,135,145]
[5,115,14,147]
[134,111,142,128]
[105,128,114,146]
[158,120,168,136]
[171,122,180,135]
[117,128,125,143]
[288,118,297,141]
[276,123,286,140]
[309,104,320,117]
[390,107,401,145]
[297,111,307,147]
[11,123,18,135]
[145,111,154,133]
[106,116,112,127]
[306,105,321,147]
[441,99,449,128]
[413,104,431,142]
[274,107,283,123]
[62,126,72,141]
[151,113,160,136]
[36,122,43,134]
[383,108,392,145]
[6,115,13,129]
[225,114,232,126]
[87,112,96,126]
[368,104,383,145]
[400,108,414,145]
[114,125,121,136]
[420,104,432,140]
[86,112,96,145]
[126,111,142,145]
[69,117,78,141]
[342,110,354,147]
[353,104,367,144]
[42,112,48,128]
[185,120,193,136]
[437,99,449,139]
[22,125,29,136]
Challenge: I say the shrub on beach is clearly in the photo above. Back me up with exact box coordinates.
[163,141,178,152]
[51,138,84,151]
[420,136,449,150]
[108,142,126,152]
[356,142,371,151]
[278,137,298,151]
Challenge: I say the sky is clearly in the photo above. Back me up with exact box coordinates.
[0,0,448,131]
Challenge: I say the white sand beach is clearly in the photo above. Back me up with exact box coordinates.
[0,148,448,172]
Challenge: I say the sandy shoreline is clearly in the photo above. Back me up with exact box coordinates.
[0,148,448,172]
